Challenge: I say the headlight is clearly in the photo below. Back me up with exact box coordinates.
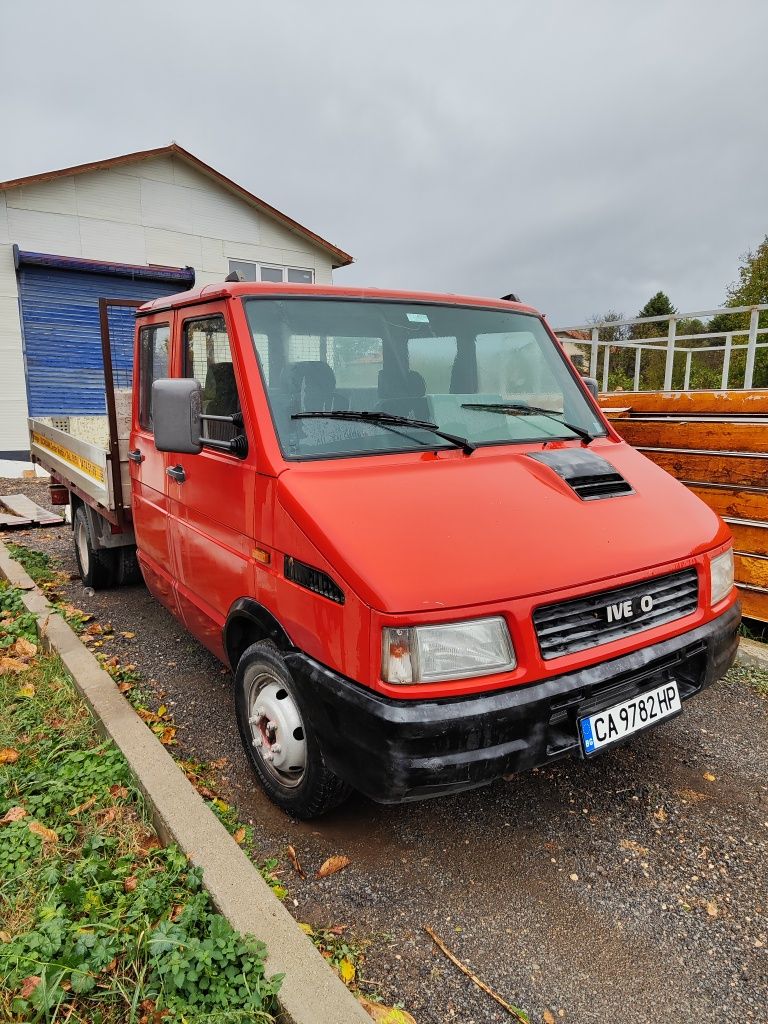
[382,617,516,684]
[710,547,734,606]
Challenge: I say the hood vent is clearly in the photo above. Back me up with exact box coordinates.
[528,449,633,501]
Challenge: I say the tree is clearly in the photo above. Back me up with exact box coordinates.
[709,236,768,387]
[630,292,676,340]
[585,310,633,389]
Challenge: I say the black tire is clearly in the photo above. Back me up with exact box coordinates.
[234,642,351,819]
[72,505,117,590]
[116,545,144,586]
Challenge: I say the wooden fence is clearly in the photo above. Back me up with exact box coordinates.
[600,390,768,623]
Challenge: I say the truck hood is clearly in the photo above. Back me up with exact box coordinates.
[275,441,727,613]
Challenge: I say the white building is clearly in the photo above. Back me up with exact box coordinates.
[0,144,352,459]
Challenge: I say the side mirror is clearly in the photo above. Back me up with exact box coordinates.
[583,376,599,401]
[152,378,202,454]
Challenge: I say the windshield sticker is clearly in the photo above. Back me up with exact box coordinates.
[407,312,430,323]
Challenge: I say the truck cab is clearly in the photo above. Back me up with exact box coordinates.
[70,282,745,816]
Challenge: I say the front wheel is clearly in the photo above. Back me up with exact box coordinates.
[233,642,351,819]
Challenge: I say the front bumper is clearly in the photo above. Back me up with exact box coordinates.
[285,601,741,803]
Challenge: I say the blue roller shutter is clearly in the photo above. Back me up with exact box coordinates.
[16,252,193,416]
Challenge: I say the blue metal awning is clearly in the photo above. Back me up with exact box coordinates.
[13,246,195,286]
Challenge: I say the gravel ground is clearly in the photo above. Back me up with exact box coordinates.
[2,478,767,1024]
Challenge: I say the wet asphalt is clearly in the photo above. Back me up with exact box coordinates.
[2,478,767,1024]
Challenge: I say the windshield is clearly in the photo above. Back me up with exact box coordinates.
[243,299,605,459]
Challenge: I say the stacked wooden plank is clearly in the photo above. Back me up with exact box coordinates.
[0,493,63,529]
[600,390,768,623]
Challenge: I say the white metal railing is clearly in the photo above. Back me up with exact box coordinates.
[556,304,768,393]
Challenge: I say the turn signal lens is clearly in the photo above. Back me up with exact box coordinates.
[382,617,516,685]
[710,547,734,606]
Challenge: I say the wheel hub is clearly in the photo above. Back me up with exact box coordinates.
[247,679,306,785]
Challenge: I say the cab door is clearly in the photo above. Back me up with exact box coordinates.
[129,315,178,612]
[165,303,258,659]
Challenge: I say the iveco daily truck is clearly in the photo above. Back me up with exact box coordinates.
[29,282,740,817]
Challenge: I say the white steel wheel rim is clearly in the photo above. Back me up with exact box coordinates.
[75,517,90,576]
[246,671,307,789]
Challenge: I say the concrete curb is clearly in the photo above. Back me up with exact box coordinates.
[736,636,768,671]
[0,543,370,1024]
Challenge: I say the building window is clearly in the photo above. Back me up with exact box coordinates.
[228,260,314,284]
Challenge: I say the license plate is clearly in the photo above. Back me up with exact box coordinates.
[579,680,681,755]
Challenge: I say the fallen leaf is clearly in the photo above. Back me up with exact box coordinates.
[0,748,20,764]
[1,806,27,825]
[13,637,37,658]
[653,807,668,823]
[298,922,314,935]
[68,795,98,816]
[706,900,719,917]
[157,704,167,718]
[109,785,128,799]
[703,772,716,783]
[620,838,649,856]
[317,854,351,878]
[28,821,58,843]
[0,931,11,942]
[170,903,185,922]
[287,844,306,879]
[544,1013,556,1024]
[95,807,116,825]
[117,681,134,693]
[85,623,103,635]
[339,957,356,984]
[3,659,31,676]
[327,924,348,935]
[358,996,417,1023]
[137,834,161,857]
[20,975,42,999]
[16,680,35,696]
[213,798,230,813]
[677,788,708,803]
[123,876,138,893]
[136,708,160,723]
[102,957,118,974]
[120,631,136,639]
[159,726,176,745]
[233,827,247,845]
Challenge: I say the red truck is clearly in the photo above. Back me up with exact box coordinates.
[29,282,741,817]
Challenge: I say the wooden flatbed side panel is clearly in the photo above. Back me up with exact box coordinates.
[737,585,768,623]
[734,553,768,590]
[641,449,768,489]
[687,485,768,523]
[727,520,768,557]
[615,419,768,454]
[600,389,768,416]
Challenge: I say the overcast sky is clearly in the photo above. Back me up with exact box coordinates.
[2,0,766,325]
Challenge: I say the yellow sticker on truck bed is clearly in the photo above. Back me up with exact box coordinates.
[31,431,105,483]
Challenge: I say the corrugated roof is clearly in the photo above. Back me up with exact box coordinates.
[0,143,353,268]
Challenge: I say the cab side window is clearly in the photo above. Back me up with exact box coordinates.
[138,324,170,430]
[184,315,243,447]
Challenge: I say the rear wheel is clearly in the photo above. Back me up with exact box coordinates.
[234,642,351,818]
[73,505,117,590]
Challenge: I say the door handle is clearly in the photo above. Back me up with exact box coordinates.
[166,465,186,484]
[127,449,144,463]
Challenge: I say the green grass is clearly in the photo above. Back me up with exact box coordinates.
[0,583,281,1023]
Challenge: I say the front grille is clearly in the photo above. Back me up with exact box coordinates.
[533,568,699,660]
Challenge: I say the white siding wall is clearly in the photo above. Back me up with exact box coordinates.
[0,155,338,453]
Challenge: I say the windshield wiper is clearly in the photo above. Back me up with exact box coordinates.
[292,410,476,455]
[461,402,595,444]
